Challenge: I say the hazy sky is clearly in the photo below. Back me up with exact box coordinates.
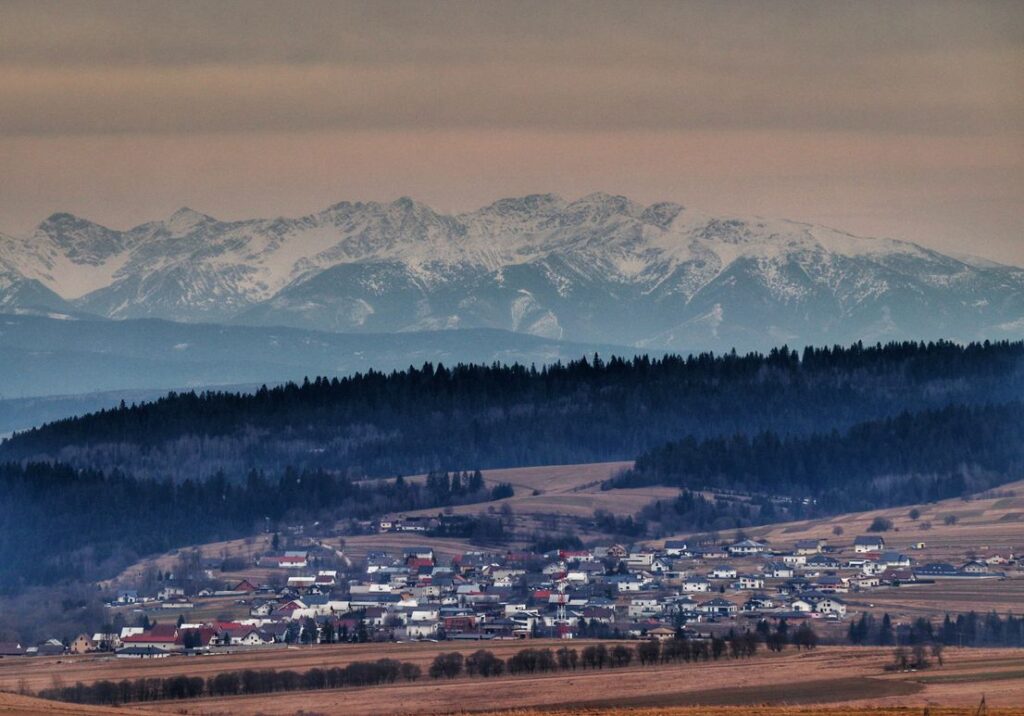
[1,0,1022,263]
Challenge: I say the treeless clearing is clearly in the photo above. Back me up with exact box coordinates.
[394,461,656,522]
[393,461,679,538]
[390,461,635,496]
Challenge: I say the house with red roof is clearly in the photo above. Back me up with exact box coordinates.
[121,624,181,652]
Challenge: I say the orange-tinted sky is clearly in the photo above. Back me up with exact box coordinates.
[1,0,1022,263]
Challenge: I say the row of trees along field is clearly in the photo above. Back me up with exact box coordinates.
[39,632,782,706]
[4,340,1023,480]
[849,611,1024,649]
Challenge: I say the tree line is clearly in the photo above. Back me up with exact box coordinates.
[6,340,1022,480]
[40,634,770,706]
[849,611,1024,649]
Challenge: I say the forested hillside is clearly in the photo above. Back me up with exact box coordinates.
[4,341,1024,594]
[4,340,1023,481]
[0,463,495,592]
[616,402,1024,533]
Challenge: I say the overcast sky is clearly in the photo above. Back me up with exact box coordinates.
[1,0,1022,263]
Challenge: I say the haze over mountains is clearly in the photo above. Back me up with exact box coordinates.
[2,193,1022,354]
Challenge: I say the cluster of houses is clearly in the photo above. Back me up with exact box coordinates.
[4,535,1013,660]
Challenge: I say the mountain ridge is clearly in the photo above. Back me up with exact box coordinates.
[2,194,1022,351]
[0,312,639,400]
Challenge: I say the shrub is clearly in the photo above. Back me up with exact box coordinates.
[868,516,893,532]
[465,649,505,677]
[428,652,464,679]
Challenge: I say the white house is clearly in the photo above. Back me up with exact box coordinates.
[738,575,765,590]
[405,621,441,638]
[790,598,814,612]
[781,553,807,567]
[609,575,645,592]
[813,597,847,617]
[663,540,689,557]
[627,598,662,618]
[697,597,738,616]
[728,539,767,556]
[853,536,885,553]
[763,562,794,578]
[625,551,655,568]
[682,577,712,593]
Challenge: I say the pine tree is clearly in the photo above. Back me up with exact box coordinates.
[879,613,894,646]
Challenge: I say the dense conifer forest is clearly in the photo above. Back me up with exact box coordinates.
[613,402,1024,512]
[4,340,1023,481]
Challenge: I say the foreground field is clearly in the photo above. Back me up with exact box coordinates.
[0,640,592,693]
[3,692,1022,716]
[140,647,1024,715]
[2,646,1022,715]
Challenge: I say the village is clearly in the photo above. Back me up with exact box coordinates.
[1,525,1013,661]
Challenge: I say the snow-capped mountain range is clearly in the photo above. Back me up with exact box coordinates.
[2,193,1022,351]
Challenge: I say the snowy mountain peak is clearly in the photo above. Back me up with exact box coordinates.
[641,202,684,228]
[1,193,1022,351]
[34,212,130,265]
[564,192,645,222]
[164,207,216,234]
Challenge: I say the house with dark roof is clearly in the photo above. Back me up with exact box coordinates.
[697,597,738,616]
[853,535,885,553]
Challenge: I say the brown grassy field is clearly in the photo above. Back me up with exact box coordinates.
[142,647,1024,715]
[394,461,673,524]
[841,576,1024,619]
[0,692,155,715]
[392,461,683,539]
[735,479,1024,563]
[493,708,1021,716]
[3,646,1023,715]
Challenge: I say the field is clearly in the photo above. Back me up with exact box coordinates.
[393,461,678,535]
[841,575,1024,619]
[736,479,1024,564]
[2,646,1022,715]
[0,639,598,693]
